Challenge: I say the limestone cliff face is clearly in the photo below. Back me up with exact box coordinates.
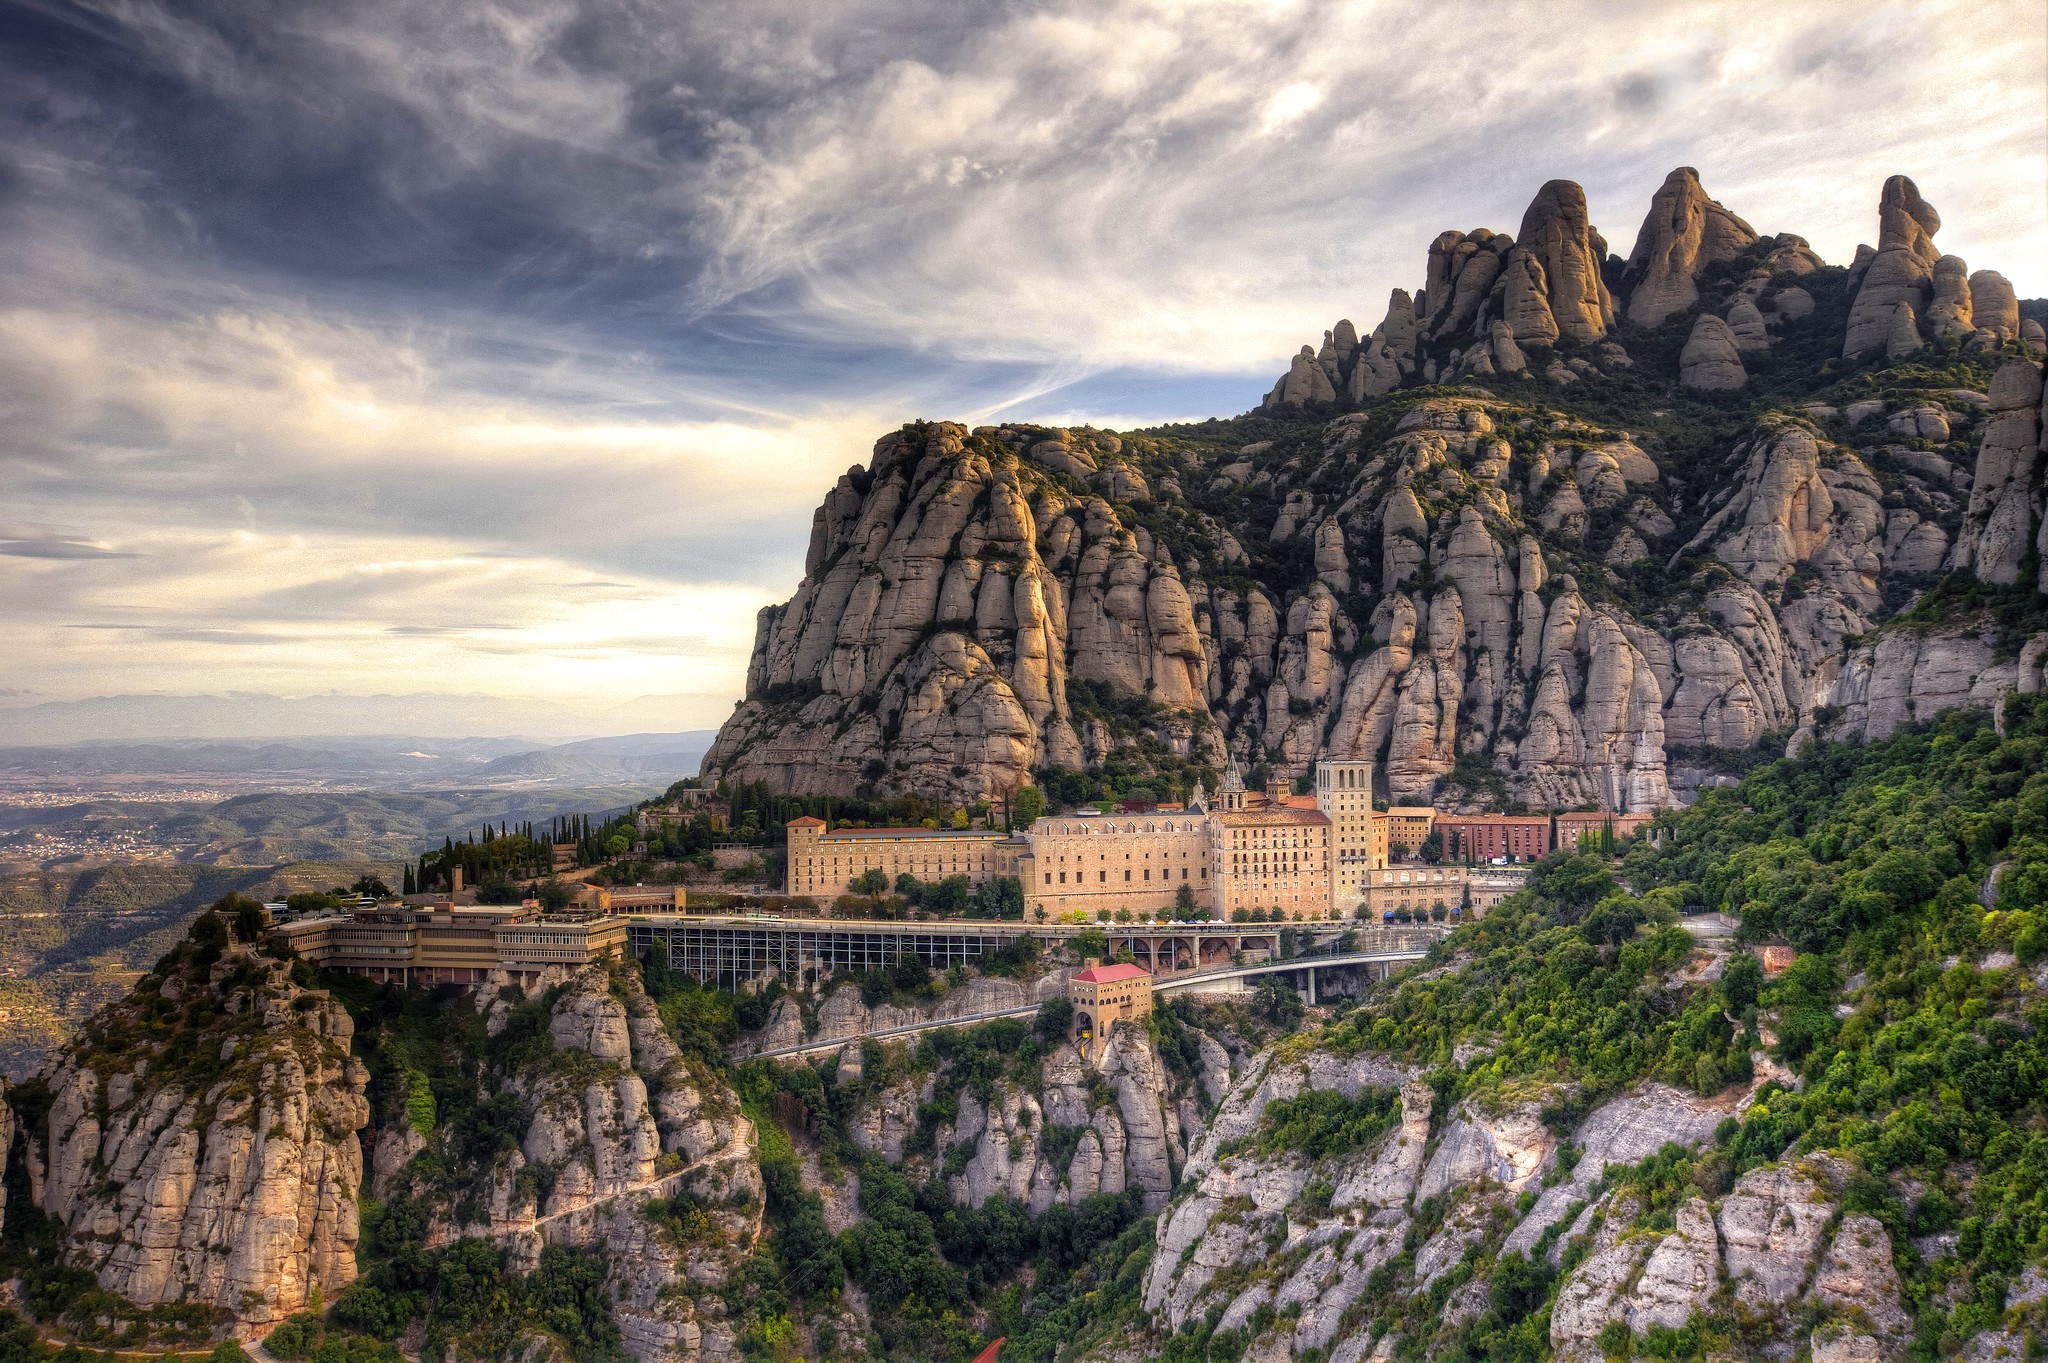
[745,973,1218,1216]
[707,389,2018,811]
[372,964,761,1363]
[704,421,1226,802]
[1127,1035,1915,1363]
[707,166,2047,808]
[18,945,368,1328]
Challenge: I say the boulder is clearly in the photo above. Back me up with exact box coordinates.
[1680,314,1746,390]
[1969,269,2020,340]
[1725,298,1770,352]
[1925,253,1975,337]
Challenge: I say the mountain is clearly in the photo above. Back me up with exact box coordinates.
[0,732,715,788]
[702,169,2048,808]
[7,695,2047,1362]
[0,692,728,744]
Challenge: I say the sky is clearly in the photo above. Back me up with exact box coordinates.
[1,0,2044,737]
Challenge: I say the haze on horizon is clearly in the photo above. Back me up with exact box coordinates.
[1,0,2044,737]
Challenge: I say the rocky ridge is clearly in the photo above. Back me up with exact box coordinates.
[750,973,1232,1220]
[9,935,369,1331]
[705,167,2048,808]
[367,963,763,1363]
[1129,1035,1922,1363]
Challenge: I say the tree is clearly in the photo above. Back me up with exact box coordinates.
[604,833,630,858]
[1721,951,1764,1016]
[536,878,575,912]
[850,868,890,902]
[1034,996,1074,1042]
[1253,976,1303,1027]
[1010,786,1047,831]
[1418,830,1445,864]
[220,894,267,943]
[1173,882,1201,920]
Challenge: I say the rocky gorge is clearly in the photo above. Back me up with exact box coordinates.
[704,168,2048,809]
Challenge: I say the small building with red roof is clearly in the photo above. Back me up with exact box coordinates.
[1069,958,1153,1065]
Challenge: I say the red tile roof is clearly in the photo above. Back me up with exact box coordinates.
[1073,962,1151,984]
[820,826,1004,838]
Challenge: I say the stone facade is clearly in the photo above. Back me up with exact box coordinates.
[1383,807,1436,858]
[1435,813,1555,862]
[1023,811,1212,919]
[1069,960,1154,1066]
[783,817,1022,898]
[274,902,628,988]
[1554,811,1655,849]
[1211,806,1336,920]
[1317,760,1388,913]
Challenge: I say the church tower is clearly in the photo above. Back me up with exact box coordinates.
[1219,756,1247,813]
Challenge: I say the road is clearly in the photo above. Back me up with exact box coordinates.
[741,947,1430,1060]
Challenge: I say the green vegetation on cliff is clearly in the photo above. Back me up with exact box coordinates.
[1303,697,2048,1361]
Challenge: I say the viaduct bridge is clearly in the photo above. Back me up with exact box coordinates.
[625,912,1442,991]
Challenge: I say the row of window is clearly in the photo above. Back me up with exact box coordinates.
[1047,866,1203,884]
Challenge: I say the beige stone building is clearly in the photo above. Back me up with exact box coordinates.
[1356,863,1531,921]
[1554,810,1655,848]
[1069,959,1153,1065]
[1383,806,1436,859]
[1316,760,1388,910]
[1358,864,1468,921]
[783,817,1021,898]
[1211,805,1335,920]
[274,901,628,986]
[1021,810,1211,919]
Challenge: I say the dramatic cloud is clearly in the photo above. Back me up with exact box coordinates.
[0,0,2043,730]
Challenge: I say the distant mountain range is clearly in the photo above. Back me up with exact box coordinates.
[0,730,718,785]
[0,690,734,743]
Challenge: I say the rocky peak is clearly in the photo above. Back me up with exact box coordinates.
[12,928,368,1331]
[1622,166,1761,327]
[1509,178,1616,344]
[711,165,2047,811]
[1844,174,1944,359]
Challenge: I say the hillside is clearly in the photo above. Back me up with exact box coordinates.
[0,861,398,1077]
[703,168,2047,808]
[6,698,2047,1362]
[0,784,666,871]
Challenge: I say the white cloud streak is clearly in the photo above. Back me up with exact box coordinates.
[0,0,2043,726]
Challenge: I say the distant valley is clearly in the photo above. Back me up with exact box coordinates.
[0,730,715,870]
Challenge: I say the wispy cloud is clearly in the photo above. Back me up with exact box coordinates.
[0,0,2043,729]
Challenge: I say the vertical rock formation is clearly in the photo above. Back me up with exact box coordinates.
[1843,176,1943,359]
[1953,357,2046,584]
[1970,270,2021,340]
[1621,166,1760,326]
[1508,180,1616,343]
